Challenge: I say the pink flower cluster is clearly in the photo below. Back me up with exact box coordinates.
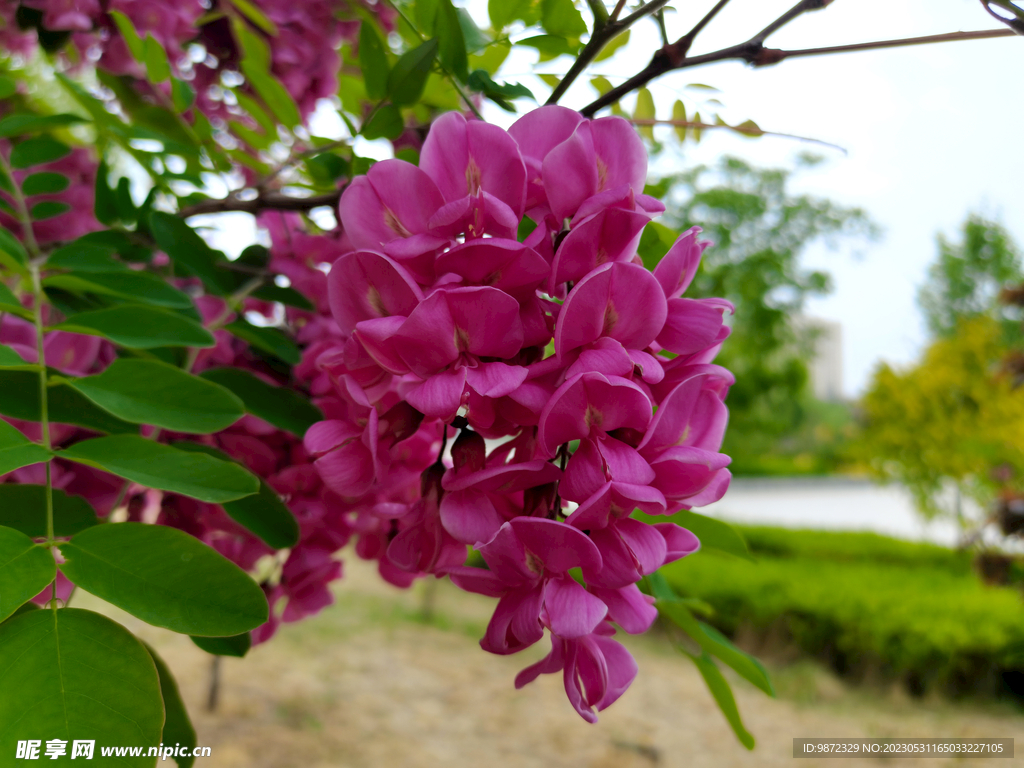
[305,106,735,721]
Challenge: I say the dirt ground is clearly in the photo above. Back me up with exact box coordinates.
[76,555,1023,768]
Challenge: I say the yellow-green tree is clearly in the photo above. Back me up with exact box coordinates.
[859,317,1024,525]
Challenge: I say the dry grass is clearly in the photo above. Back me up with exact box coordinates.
[74,555,1023,768]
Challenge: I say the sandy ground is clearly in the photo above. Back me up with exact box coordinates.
[76,556,1023,768]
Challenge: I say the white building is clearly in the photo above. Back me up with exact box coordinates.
[794,316,844,401]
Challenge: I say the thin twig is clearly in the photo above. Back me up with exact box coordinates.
[675,0,733,57]
[546,0,673,105]
[581,27,1017,117]
[978,0,1024,34]
[178,188,344,217]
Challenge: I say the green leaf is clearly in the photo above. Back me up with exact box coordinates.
[173,442,300,548]
[0,485,99,538]
[93,159,119,226]
[634,87,655,141]
[143,34,172,82]
[0,369,139,434]
[685,651,756,750]
[540,0,587,38]
[0,77,15,100]
[0,284,31,320]
[172,78,196,112]
[190,632,251,658]
[388,38,439,107]
[145,644,198,768]
[0,418,52,475]
[43,270,195,309]
[489,0,532,28]
[414,0,440,35]
[0,609,164,763]
[224,319,301,364]
[149,211,235,295]
[228,0,279,34]
[0,343,32,368]
[115,176,136,223]
[29,200,70,220]
[0,113,86,138]
[241,61,302,128]
[359,23,391,101]
[362,104,405,140]
[199,367,322,437]
[54,305,216,349]
[59,436,260,503]
[68,359,245,434]
[436,0,469,81]
[109,10,146,62]
[594,29,630,61]
[656,599,774,696]
[634,509,753,560]
[516,34,580,58]
[10,135,71,169]
[0,526,56,623]
[2,600,40,624]
[252,283,315,310]
[467,70,534,110]
[672,99,687,143]
[58,523,269,635]
[0,227,28,269]
[21,171,69,195]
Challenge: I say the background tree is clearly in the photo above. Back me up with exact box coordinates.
[648,155,876,472]
[918,214,1023,340]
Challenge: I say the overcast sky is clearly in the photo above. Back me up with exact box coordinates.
[501,0,1024,396]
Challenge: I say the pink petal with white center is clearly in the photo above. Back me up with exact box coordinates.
[590,584,657,634]
[328,250,423,335]
[338,161,444,250]
[403,367,467,421]
[539,372,654,456]
[447,566,506,598]
[651,446,732,499]
[443,459,562,494]
[439,488,506,545]
[653,226,710,299]
[353,316,410,375]
[590,116,647,196]
[509,517,603,574]
[653,523,700,563]
[551,205,651,287]
[303,419,364,456]
[435,238,550,291]
[555,263,667,356]
[542,122,599,221]
[465,361,529,399]
[544,574,608,638]
[420,112,527,216]
[314,439,375,497]
[481,585,545,655]
[657,297,733,356]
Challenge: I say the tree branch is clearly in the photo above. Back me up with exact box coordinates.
[581,27,1017,117]
[179,188,344,218]
[674,0,732,58]
[546,0,673,105]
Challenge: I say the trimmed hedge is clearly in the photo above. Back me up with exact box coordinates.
[662,526,1024,697]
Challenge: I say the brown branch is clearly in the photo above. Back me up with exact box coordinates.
[674,0,733,58]
[581,27,1017,117]
[179,188,344,218]
[545,0,673,105]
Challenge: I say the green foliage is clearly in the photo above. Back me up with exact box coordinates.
[0,485,99,538]
[0,526,56,622]
[635,509,752,560]
[658,156,877,468]
[0,609,165,764]
[857,316,1024,522]
[0,369,139,434]
[54,305,215,349]
[59,436,260,503]
[58,523,269,636]
[662,526,1024,694]
[199,367,323,437]
[918,214,1022,339]
[67,358,246,434]
[146,644,198,768]
[190,632,252,658]
[0,418,52,475]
